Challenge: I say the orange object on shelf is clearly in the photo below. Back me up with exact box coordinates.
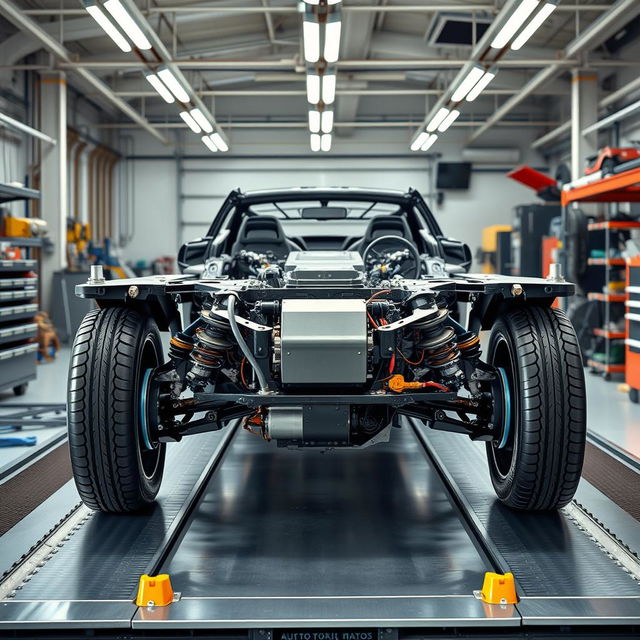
[588,359,626,374]
[588,258,626,266]
[588,220,640,231]
[592,328,626,339]
[561,167,640,206]
[588,292,627,303]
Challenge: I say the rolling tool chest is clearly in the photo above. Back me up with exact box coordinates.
[0,258,38,395]
[626,255,640,402]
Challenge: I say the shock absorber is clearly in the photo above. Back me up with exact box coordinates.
[415,307,465,388]
[186,312,235,390]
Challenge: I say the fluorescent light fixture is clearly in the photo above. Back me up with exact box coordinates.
[305,0,341,4]
[426,107,450,132]
[320,133,332,152]
[451,66,485,102]
[202,136,218,152]
[465,69,496,102]
[210,132,229,152]
[303,20,320,63]
[511,2,557,50]
[310,133,321,152]
[103,0,151,50]
[324,21,342,63]
[421,134,438,151]
[85,2,131,52]
[322,73,336,105]
[308,110,321,133]
[158,67,190,103]
[410,131,429,151]
[179,111,201,134]
[491,0,538,49]
[437,109,460,132]
[190,108,213,133]
[306,74,321,104]
[144,73,174,103]
[321,110,333,133]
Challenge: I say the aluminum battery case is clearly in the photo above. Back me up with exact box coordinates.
[280,298,368,385]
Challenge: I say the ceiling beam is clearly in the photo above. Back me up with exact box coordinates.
[20,4,611,16]
[57,58,636,71]
[0,0,168,144]
[468,0,640,142]
[96,120,560,130]
[532,74,640,149]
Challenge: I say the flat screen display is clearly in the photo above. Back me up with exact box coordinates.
[436,162,472,189]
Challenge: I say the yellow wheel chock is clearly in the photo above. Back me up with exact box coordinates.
[477,571,518,605]
[135,574,175,607]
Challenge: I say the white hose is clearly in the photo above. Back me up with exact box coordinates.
[227,295,270,393]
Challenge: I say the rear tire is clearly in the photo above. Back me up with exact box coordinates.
[486,305,586,510]
[67,307,166,513]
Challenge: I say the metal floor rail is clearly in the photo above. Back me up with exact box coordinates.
[0,419,639,636]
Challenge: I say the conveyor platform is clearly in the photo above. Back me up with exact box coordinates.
[1,418,639,638]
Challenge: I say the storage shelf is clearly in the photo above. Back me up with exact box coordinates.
[588,292,627,302]
[588,359,625,373]
[561,167,640,205]
[593,328,626,339]
[588,257,626,266]
[588,221,640,231]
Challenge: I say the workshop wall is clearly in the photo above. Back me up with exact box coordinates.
[123,127,539,264]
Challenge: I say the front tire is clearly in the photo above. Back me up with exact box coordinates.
[486,305,586,510]
[67,307,166,513]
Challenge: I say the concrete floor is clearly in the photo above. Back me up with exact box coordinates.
[1,347,639,469]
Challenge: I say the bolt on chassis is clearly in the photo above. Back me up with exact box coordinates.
[68,253,586,514]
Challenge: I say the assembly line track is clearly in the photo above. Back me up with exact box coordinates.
[1,417,640,633]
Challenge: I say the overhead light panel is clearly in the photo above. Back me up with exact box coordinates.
[303,20,320,63]
[322,74,336,105]
[426,107,450,132]
[84,2,131,52]
[158,67,190,103]
[421,134,438,152]
[451,66,485,103]
[321,110,333,134]
[210,132,229,152]
[308,110,321,133]
[307,74,321,104]
[202,136,218,152]
[190,108,213,133]
[310,133,321,152]
[324,20,342,63]
[304,0,342,4]
[179,111,201,134]
[144,73,174,103]
[511,2,557,50]
[103,0,151,50]
[491,0,538,49]
[320,134,332,152]
[465,69,496,102]
[410,131,429,152]
[437,109,460,132]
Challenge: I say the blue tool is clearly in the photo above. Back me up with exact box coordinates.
[0,436,37,447]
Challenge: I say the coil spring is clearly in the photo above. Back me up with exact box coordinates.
[415,308,460,369]
[457,332,481,359]
[169,333,194,361]
[191,313,234,372]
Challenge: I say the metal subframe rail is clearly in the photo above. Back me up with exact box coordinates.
[0,418,639,637]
